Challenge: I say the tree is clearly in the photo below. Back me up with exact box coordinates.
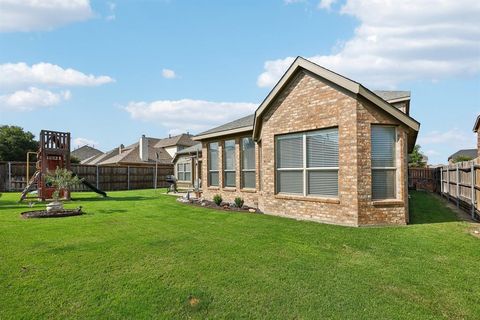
[45,167,82,201]
[70,156,81,164]
[0,126,38,161]
[452,155,473,163]
[409,144,426,167]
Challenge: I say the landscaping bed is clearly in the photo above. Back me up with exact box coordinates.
[21,207,83,219]
[177,197,262,213]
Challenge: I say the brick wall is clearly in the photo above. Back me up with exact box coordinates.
[199,70,410,226]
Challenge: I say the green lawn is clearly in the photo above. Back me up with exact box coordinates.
[0,190,479,319]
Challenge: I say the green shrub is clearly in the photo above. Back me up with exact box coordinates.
[234,197,244,208]
[213,194,222,206]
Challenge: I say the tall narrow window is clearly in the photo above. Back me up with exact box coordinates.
[371,126,396,200]
[223,140,236,187]
[275,128,338,196]
[177,163,185,181]
[241,137,256,189]
[184,163,191,181]
[208,142,219,186]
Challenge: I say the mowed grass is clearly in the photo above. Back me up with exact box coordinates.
[0,190,479,319]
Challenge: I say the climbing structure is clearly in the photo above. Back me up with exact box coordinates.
[20,130,107,202]
[20,130,71,202]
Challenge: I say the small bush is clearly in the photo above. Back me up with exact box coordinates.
[234,197,244,208]
[213,194,222,206]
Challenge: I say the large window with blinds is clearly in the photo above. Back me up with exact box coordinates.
[371,126,396,200]
[241,137,255,189]
[275,128,339,197]
[208,142,219,186]
[223,140,236,187]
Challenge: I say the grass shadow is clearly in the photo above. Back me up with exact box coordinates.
[409,191,459,225]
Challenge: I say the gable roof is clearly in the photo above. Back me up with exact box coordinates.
[71,145,103,161]
[253,57,420,140]
[193,114,254,140]
[154,133,196,148]
[172,143,202,162]
[373,90,410,103]
[448,149,478,161]
[473,115,480,132]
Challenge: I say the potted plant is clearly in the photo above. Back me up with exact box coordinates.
[45,167,82,212]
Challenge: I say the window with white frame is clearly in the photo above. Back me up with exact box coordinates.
[208,142,219,186]
[223,140,236,187]
[176,162,191,181]
[371,126,396,200]
[275,128,339,196]
[241,137,255,189]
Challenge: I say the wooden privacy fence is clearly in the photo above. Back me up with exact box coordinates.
[439,159,480,220]
[408,167,441,193]
[0,161,173,192]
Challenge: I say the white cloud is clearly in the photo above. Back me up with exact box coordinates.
[0,62,114,89]
[106,2,116,21]
[318,0,336,10]
[0,0,93,32]
[124,99,257,134]
[0,87,71,111]
[258,0,480,88]
[162,68,177,79]
[73,137,99,148]
[417,129,475,149]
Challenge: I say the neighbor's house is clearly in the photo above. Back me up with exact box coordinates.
[193,57,420,226]
[71,145,103,162]
[82,133,196,167]
[172,143,202,189]
[447,149,478,164]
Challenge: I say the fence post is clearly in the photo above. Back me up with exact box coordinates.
[440,167,443,195]
[96,165,99,189]
[471,161,475,219]
[7,162,11,191]
[456,163,460,208]
[127,166,130,190]
[447,165,450,202]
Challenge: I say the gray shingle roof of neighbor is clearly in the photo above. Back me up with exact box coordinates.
[448,149,478,161]
[373,90,411,102]
[154,133,197,148]
[71,145,103,161]
[175,143,202,155]
[195,114,255,137]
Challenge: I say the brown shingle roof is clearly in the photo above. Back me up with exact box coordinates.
[154,134,196,148]
[71,145,103,161]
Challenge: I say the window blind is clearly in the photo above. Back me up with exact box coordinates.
[371,126,396,200]
[241,137,256,188]
[224,140,236,187]
[276,128,339,196]
[208,142,219,186]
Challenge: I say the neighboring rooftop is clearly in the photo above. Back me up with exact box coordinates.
[194,114,254,139]
[448,149,478,161]
[172,143,202,162]
[71,145,103,161]
[373,90,411,102]
[154,133,196,148]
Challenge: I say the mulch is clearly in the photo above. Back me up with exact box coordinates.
[21,208,84,219]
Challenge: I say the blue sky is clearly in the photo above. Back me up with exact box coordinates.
[0,0,479,164]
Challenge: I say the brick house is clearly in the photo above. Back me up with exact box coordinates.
[193,57,420,226]
[172,143,202,189]
[473,115,480,159]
